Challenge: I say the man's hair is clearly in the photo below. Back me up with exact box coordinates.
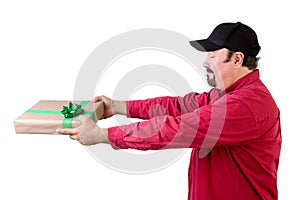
[224,50,260,70]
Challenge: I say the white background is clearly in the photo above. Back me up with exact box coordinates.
[1,0,299,199]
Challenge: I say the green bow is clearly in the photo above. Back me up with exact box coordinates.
[61,102,85,119]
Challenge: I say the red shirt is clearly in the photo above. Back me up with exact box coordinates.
[108,70,281,200]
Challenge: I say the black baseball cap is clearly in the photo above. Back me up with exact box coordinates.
[190,22,261,56]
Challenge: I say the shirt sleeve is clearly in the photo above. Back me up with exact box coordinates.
[126,92,209,120]
[108,94,261,150]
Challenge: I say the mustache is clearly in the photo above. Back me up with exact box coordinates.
[207,69,214,73]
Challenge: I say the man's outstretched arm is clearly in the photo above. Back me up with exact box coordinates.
[56,92,211,146]
[57,94,260,148]
[93,92,209,120]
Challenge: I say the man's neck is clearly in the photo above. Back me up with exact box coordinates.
[217,69,254,90]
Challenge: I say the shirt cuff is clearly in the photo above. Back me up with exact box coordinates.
[108,126,126,150]
[126,100,143,118]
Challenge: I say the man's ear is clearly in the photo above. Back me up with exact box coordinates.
[233,52,244,67]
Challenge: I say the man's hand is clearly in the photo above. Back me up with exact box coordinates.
[56,115,109,145]
[93,95,114,119]
[93,95,127,119]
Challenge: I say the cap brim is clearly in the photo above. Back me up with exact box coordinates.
[190,39,222,52]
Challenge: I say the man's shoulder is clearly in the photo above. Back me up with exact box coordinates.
[228,80,278,118]
[233,79,273,101]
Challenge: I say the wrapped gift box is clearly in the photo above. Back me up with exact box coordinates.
[14,100,104,134]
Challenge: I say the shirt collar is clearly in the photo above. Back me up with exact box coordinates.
[224,69,260,93]
[209,70,260,103]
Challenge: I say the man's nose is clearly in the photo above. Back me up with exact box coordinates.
[203,58,210,69]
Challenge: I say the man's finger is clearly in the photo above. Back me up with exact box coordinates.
[56,128,78,135]
[70,134,79,140]
[78,139,84,145]
[99,116,105,120]
[92,96,103,103]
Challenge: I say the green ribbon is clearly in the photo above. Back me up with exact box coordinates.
[25,101,96,128]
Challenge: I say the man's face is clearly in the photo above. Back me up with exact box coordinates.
[203,48,234,89]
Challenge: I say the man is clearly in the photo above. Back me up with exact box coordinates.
[57,22,281,199]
